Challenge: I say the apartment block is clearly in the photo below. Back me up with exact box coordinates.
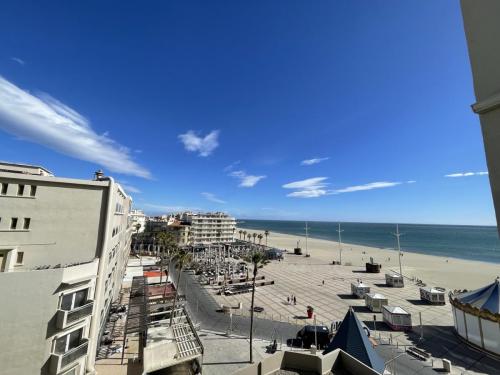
[0,162,132,375]
[185,212,236,244]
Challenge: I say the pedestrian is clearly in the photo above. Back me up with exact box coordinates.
[322,280,325,286]
[287,296,290,304]
[293,296,297,305]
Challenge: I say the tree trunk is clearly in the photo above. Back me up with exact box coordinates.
[249,265,257,363]
[170,264,183,326]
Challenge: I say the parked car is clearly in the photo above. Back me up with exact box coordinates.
[296,325,330,349]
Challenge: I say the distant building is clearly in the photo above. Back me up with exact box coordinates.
[129,209,146,233]
[185,212,236,244]
[0,163,132,375]
[145,217,190,246]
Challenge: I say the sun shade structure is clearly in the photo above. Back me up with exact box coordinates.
[323,308,385,374]
[449,278,500,355]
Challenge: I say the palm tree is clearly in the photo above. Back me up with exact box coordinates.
[169,249,193,326]
[264,230,269,247]
[243,230,247,241]
[247,233,252,242]
[257,234,263,246]
[156,232,178,284]
[252,233,257,243]
[239,230,243,240]
[244,249,269,363]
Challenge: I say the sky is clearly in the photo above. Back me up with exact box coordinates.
[0,1,495,225]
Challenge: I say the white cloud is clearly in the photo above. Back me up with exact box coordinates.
[0,76,151,179]
[178,130,219,157]
[11,57,25,65]
[282,177,329,198]
[301,157,329,166]
[143,203,200,213]
[117,181,141,194]
[201,192,226,204]
[283,177,409,198]
[407,180,417,184]
[332,181,402,194]
[229,170,266,187]
[444,171,488,178]
[223,160,240,172]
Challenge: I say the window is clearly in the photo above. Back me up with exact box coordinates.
[30,185,37,197]
[60,288,89,311]
[1,183,7,195]
[17,184,24,196]
[54,328,83,354]
[23,218,31,230]
[10,218,18,230]
[16,252,24,265]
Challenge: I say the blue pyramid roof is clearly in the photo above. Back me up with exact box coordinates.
[455,278,500,314]
[323,308,384,374]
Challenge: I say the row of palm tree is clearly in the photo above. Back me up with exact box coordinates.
[238,229,270,246]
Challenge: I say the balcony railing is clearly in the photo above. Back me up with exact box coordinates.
[50,339,89,374]
[56,301,94,329]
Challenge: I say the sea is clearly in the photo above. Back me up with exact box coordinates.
[237,219,500,264]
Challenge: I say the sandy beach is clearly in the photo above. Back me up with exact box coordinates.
[238,229,499,290]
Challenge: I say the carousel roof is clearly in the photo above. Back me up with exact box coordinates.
[323,308,384,374]
[454,278,500,314]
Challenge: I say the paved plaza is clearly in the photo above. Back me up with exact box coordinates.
[208,253,454,348]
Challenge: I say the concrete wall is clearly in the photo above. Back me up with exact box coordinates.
[0,173,108,267]
[0,262,96,375]
[461,0,500,229]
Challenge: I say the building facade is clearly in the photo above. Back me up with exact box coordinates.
[0,163,132,375]
[185,212,236,244]
[129,209,146,233]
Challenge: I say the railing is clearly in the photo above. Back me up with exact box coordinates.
[56,301,94,329]
[50,339,89,374]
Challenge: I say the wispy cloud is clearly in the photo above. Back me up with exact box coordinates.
[283,177,410,198]
[283,177,329,198]
[301,157,329,166]
[178,130,219,157]
[223,160,240,172]
[201,192,226,204]
[10,57,25,65]
[116,180,141,194]
[0,76,151,178]
[331,181,402,194]
[143,203,200,213]
[444,171,488,178]
[230,170,266,187]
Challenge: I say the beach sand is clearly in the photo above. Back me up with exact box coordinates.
[239,229,499,290]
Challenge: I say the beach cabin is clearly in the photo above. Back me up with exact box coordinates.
[365,257,382,273]
[420,287,446,305]
[351,281,370,299]
[382,306,412,331]
[365,293,388,312]
[385,272,404,288]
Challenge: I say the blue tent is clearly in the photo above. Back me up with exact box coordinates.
[323,308,385,374]
[454,278,500,314]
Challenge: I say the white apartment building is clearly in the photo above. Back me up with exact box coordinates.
[0,162,132,375]
[184,212,236,244]
[129,209,146,233]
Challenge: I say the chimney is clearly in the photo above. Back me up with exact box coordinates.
[94,169,104,180]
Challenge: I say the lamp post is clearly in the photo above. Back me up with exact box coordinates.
[336,223,344,265]
[392,224,404,278]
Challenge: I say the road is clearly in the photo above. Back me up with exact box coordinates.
[171,267,494,375]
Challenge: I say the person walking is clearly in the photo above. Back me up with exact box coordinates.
[293,296,297,305]
[287,296,290,304]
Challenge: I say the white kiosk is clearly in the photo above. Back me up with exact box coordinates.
[365,293,388,312]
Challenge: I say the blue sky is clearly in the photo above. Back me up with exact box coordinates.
[0,1,495,225]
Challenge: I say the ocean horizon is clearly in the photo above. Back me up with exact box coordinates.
[237,219,500,264]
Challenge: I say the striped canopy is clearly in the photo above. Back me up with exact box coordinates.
[455,278,500,314]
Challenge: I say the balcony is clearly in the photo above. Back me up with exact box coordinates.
[50,339,89,374]
[56,301,94,329]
